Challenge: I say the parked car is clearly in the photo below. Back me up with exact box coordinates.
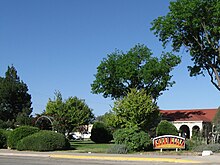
[67,132,82,140]
[82,132,91,139]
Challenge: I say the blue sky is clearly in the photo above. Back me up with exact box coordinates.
[0,0,219,116]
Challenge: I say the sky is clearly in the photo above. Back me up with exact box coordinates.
[0,0,219,116]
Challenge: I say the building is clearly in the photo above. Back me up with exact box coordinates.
[160,108,218,139]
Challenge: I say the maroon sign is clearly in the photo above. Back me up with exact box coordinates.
[153,135,185,149]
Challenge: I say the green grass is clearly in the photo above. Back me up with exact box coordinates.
[70,140,114,153]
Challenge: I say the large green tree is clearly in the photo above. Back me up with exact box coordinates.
[151,0,220,90]
[45,91,94,134]
[0,66,32,125]
[112,88,160,132]
[91,44,180,100]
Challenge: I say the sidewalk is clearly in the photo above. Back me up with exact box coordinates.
[0,149,220,164]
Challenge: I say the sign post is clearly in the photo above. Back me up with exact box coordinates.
[152,135,185,151]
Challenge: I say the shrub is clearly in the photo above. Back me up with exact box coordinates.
[0,120,13,129]
[107,144,128,154]
[156,120,178,136]
[185,137,206,151]
[185,139,194,150]
[0,129,7,148]
[7,126,40,149]
[17,130,70,151]
[113,127,151,151]
[192,144,220,153]
[90,122,113,143]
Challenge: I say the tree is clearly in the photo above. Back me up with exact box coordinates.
[113,127,151,151]
[91,44,181,100]
[213,107,220,127]
[156,120,178,136]
[151,0,220,90]
[212,107,220,143]
[90,122,113,143]
[96,111,116,129]
[112,88,160,132]
[0,66,32,124]
[45,91,95,134]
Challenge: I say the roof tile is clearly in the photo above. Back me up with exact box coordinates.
[160,109,218,122]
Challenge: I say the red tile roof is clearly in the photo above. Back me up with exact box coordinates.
[160,108,218,122]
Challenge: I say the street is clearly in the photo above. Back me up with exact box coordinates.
[1,149,220,165]
[0,155,203,165]
[0,155,176,165]
[1,155,218,165]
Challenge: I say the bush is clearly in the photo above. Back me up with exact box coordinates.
[156,120,178,136]
[0,129,7,148]
[185,137,205,151]
[0,120,13,129]
[192,144,220,153]
[17,130,70,151]
[113,127,151,152]
[185,139,196,151]
[7,126,40,149]
[90,122,113,143]
[107,144,128,154]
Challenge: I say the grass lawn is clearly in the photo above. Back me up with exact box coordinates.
[70,140,114,153]
[68,140,195,155]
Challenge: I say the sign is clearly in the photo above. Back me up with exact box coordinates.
[153,135,185,149]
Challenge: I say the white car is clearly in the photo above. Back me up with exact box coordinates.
[68,133,82,140]
[82,132,91,139]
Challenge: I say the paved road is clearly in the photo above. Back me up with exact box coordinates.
[0,155,198,165]
[0,149,220,165]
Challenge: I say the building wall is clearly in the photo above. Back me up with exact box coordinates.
[172,121,203,138]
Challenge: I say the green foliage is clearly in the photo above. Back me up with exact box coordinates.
[7,126,40,149]
[46,91,94,134]
[112,88,160,132]
[185,137,205,151]
[0,120,14,129]
[213,107,220,129]
[17,130,70,151]
[91,44,180,100]
[15,108,33,126]
[192,144,220,153]
[91,122,113,143]
[0,129,7,148]
[35,115,53,130]
[113,127,151,151]
[185,139,196,151]
[107,144,128,154]
[96,111,117,131]
[151,0,220,90]
[0,66,32,124]
[156,120,178,136]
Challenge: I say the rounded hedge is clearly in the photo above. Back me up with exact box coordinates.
[17,130,70,151]
[90,122,113,143]
[156,120,178,136]
[113,127,151,151]
[7,126,40,149]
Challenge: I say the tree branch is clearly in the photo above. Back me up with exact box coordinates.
[206,66,220,91]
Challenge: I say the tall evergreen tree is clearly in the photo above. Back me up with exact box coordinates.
[0,66,32,124]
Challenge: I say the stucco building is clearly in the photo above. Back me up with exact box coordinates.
[160,108,218,139]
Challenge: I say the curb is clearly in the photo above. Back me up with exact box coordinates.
[0,152,49,158]
[50,154,201,164]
